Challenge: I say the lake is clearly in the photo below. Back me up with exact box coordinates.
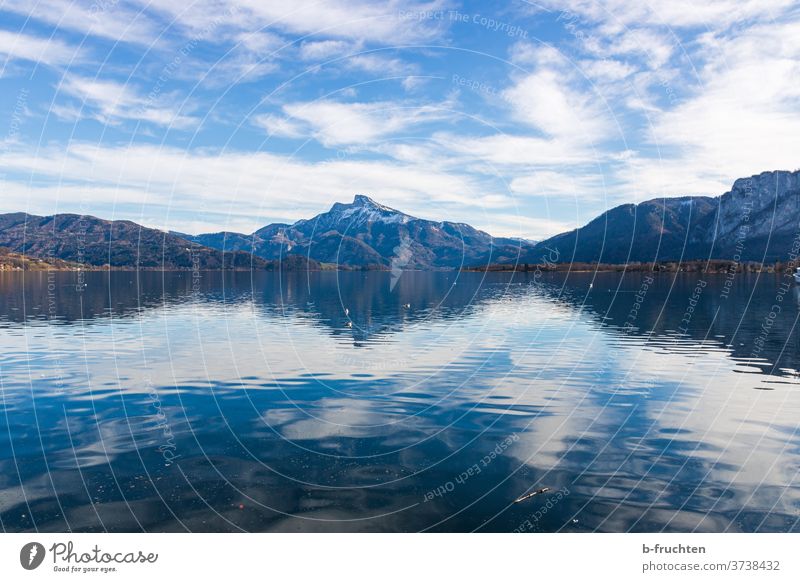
[1,269,799,532]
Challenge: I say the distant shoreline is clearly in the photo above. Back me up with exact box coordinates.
[461,260,795,274]
[3,260,794,274]
[2,243,794,276]
[0,260,368,273]
[0,248,342,272]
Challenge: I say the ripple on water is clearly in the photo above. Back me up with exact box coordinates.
[1,271,800,531]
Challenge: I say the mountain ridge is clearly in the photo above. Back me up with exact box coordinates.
[0,212,271,270]
[3,169,799,271]
[184,194,532,269]
[525,169,800,265]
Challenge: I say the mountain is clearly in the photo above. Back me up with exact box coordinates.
[526,170,800,264]
[0,213,270,269]
[8,170,794,271]
[186,194,533,269]
[0,246,92,271]
[696,170,800,261]
[526,197,717,264]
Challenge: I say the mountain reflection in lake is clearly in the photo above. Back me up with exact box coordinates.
[1,270,799,532]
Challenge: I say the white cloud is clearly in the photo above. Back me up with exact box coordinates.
[547,0,795,31]
[613,157,734,201]
[204,55,281,86]
[295,39,417,78]
[1,0,161,46]
[0,29,83,67]
[251,113,307,138]
[278,99,452,146]
[1,0,451,86]
[234,31,285,56]
[502,45,614,144]
[522,0,800,206]
[503,69,612,142]
[401,76,428,92]
[619,18,800,197]
[343,53,416,76]
[472,212,577,240]
[586,28,676,69]
[579,58,636,80]
[298,39,354,61]
[58,75,197,128]
[435,132,596,167]
[638,0,794,28]
[146,0,450,45]
[510,171,607,199]
[0,141,521,235]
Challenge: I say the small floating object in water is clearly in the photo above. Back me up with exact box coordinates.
[344,308,349,316]
[513,487,551,503]
[404,303,410,309]
[346,321,353,328]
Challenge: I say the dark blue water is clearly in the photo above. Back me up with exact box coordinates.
[1,270,799,532]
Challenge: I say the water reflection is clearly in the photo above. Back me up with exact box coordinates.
[534,271,800,379]
[0,270,798,532]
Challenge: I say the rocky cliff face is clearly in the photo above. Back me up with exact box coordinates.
[694,170,800,260]
[530,169,800,264]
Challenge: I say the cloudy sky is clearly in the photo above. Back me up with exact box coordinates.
[0,0,798,238]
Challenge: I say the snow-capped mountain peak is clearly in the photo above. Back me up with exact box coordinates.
[324,195,409,226]
[351,194,402,214]
[196,194,535,268]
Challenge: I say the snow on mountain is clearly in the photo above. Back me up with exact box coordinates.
[190,194,533,268]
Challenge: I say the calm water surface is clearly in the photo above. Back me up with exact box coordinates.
[1,270,799,532]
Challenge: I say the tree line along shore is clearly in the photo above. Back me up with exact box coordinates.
[2,246,795,275]
[462,260,796,274]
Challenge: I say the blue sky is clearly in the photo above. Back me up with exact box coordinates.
[1,0,799,239]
